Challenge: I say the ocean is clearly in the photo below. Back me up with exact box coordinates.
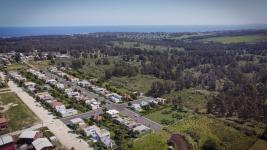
[0,25,267,38]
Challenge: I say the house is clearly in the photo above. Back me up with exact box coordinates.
[36,92,53,102]
[45,79,57,85]
[66,90,80,98]
[83,125,100,141]
[132,104,142,112]
[78,80,91,87]
[156,98,167,104]
[96,129,113,148]
[89,101,100,110]
[92,115,103,122]
[56,83,64,90]
[109,93,122,103]
[18,130,43,144]
[0,134,15,150]
[0,117,8,129]
[50,101,65,110]
[70,118,84,125]
[96,128,110,140]
[133,125,150,134]
[106,109,119,118]
[85,98,97,104]
[57,108,78,117]
[24,82,36,88]
[32,138,53,150]
[140,101,149,107]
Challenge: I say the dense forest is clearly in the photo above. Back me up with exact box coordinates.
[1,30,267,122]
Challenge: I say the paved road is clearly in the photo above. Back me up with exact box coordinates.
[8,81,93,150]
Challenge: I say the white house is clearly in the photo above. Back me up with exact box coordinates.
[57,108,78,117]
[32,138,53,150]
[132,104,142,112]
[56,83,64,90]
[106,109,119,118]
[133,125,151,133]
[78,80,91,87]
[109,93,122,103]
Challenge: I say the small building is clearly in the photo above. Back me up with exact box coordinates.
[140,101,149,107]
[50,101,65,110]
[106,109,119,118]
[89,101,100,110]
[70,118,84,125]
[24,82,36,88]
[32,138,53,150]
[83,125,100,140]
[56,83,64,90]
[45,79,57,85]
[57,108,78,117]
[92,115,103,122]
[0,134,15,150]
[109,93,122,103]
[156,98,166,104]
[78,80,91,88]
[36,92,53,102]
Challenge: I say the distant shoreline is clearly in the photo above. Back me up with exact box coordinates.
[1,25,267,38]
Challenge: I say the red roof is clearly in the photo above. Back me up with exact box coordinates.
[0,117,7,124]
[50,101,63,108]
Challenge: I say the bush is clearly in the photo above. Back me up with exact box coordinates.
[201,138,219,150]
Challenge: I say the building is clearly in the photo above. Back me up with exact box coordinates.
[45,79,57,85]
[140,101,149,107]
[32,138,53,150]
[109,93,122,103]
[131,104,142,112]
[18,130,43,144]
[0,134,15,150]
[36,92,53,102]
[106,109,119,118]
[83,125,100,141]
[89,101,100,110]
[133,125,151,134]
[50,101,65,110]
[56,83,64,90]
[78,80,91,87]
[57,108,78,117]
[156,98,167,104]
[0,117,8,129]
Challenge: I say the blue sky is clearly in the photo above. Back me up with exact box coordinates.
[0,0,267,26]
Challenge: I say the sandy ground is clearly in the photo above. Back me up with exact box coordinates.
[8,80,93,150]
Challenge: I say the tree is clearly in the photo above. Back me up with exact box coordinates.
[14,52,21,62]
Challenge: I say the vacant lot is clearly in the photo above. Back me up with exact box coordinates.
[202,35,267,44]
[0,92,39,131]
[144,106,190,125]
[108,74,163,94]
[132,116,256,150]
[164,89,217,112]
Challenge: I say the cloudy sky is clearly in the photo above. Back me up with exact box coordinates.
[0,0,267,26]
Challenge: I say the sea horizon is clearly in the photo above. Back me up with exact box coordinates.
[1,24,267,38]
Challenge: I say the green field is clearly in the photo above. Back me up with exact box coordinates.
[163,89,217,112]
[0,92,39,132]
[6,63,28,71]
[29,60,53,69]
[202,35,267,44]
[112,41,183,51]
[108,74,163,94]
[144,106,191,124]
[132,116,257,150]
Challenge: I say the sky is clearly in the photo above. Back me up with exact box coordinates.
[0,0,267,27]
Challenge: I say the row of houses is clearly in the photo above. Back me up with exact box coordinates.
[0,129,55,150]
[36,92,78,117]
[69,118,114,148]
[131,97,167,112]
[106,109,151,134]
[9,71,26,82]
[49,67,123,104]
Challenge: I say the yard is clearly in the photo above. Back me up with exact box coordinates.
[0,92,39,132]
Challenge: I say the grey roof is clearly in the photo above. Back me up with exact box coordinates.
[0,134,13,146]
[32,138,53,150]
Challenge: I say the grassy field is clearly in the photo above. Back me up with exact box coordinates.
[112,41,183,51]
[132,115,257,150]
[108,74,163,94]
[163,89,217,112]
[0,92,39,132]
[144,106,191,124]
[28,60,53,69]
[201,35,267,44]
[249,139,267,150]
[5,63,28,71]
[130,131,169,150]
